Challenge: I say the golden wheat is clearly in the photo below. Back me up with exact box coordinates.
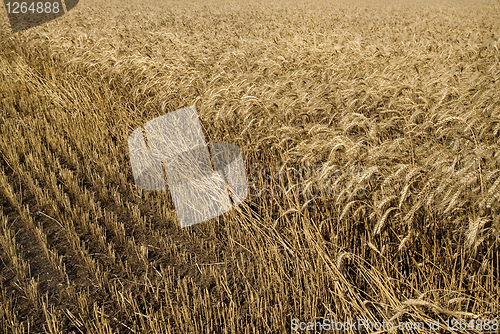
[0,0,499,332]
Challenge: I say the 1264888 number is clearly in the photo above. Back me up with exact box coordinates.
[3,0,78,32]
[5,2,60,14]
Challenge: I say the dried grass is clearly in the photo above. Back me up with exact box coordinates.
[0,0,499,332]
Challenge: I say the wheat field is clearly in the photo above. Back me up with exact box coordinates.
[0,0,499,332]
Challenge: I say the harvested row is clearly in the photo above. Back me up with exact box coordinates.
[1,0,499,332]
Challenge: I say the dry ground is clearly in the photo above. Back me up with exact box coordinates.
[0,0,499,332]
